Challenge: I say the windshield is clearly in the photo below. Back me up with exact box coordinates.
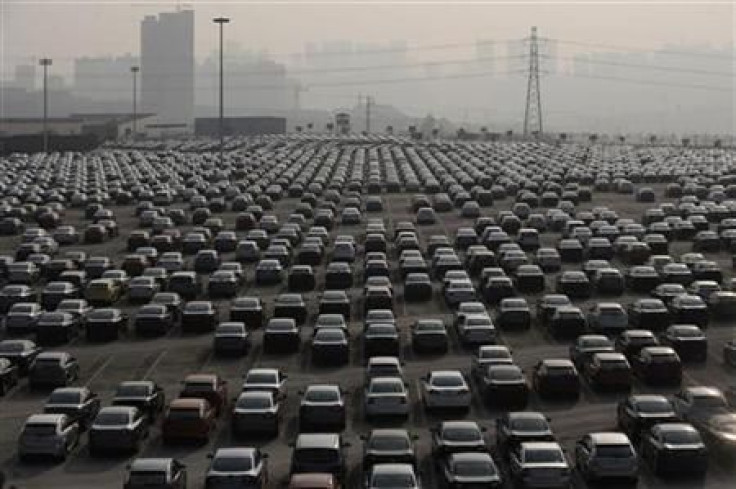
[24,424,57,436]
[454,460,495,476]
[443,427,480,441]
[237,396,272,409]
[662,430,701,445]
[95,411,131,425]
[48,391,82,404]
[184,381,214,392]
[0,342,27,353]
[511,417,549,431]
[129,473,166,485]
[305,389,340,402]
[116,384,151,397]
[371,381,404,394]
[296,448,338,464]
[211,456,252,472]
[370,435,410,451]
[246,373,276,384]
[524,448,564,463]
[371,473,416,487]
[596,444,634,458]
[431,375,463,387]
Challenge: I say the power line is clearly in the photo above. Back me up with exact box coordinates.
[548,54,735,78]
[556,72,733,93]
[547,38,735,60]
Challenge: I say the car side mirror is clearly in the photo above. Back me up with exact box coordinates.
[298,390,304,396]
[206,453,213,459]
[359,434,367,441]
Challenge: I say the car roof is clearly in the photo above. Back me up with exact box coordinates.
[184,374,217,383]
[288,473,336,487]
[130,458,173,471]
[27,413,65,424]
[589,432,631,445]
[370,463,415,474]
[295,433,341,449]
[449,451,493,463]
[169,398,207,408]
[441,420,480,430]
[213,447,256,458]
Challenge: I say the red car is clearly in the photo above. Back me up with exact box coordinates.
[179,374,228,417]
[162,398,216,444]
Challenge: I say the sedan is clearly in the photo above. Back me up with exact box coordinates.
[0,358,19,395]
[311,328,349,366]
[112,381,165,421]
[4,302,43,335]
[410,319,448,354]
[179,374,228,417]
[479,364,529,407]
[422,370,471,412]
[439,452,502,488]
[659,324,708,362]
[299,384,346,432]
[431,421,488,457]
[362,429,418,469]
[616,395,679,440]
[0,339,42,375]
[85,308,128,342]
[509,442,571,489]
[242,368,287,400]
[575,432,638,484]
[43,386,101,430]
[232,390,282,437]
[496,411,555,454]
[640,423,708,476]
[364,376,410,419]
[532,359,580,399]
[89,406,149,455]
[205,447,269,489]
[181,301,219,333]
[364,463,419,489]
[213,322,250,356]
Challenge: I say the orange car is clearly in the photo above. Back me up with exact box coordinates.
[162,398,215,444]
[179,374,228,417]
[288,473,341,489]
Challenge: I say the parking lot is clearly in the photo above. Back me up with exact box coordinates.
[0,139,735,488]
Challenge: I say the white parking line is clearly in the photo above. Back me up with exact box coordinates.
[84,355,115,387]
[141,350,167,380]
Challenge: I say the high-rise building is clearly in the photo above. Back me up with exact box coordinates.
[140,9,194,128]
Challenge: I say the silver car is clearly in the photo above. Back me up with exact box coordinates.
[365,377,410,419]
[18,413,80,462]
[510,441,571,489]
[232,390,281,437]
[575,432,638,483]
[365,463,420,489]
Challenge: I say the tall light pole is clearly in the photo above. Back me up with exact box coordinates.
[39,58,53,153]
[130,66,140,140]
[213,17,230,166]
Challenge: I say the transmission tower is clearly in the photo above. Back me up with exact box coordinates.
[523,26,543,137]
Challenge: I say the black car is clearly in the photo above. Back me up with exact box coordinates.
[181,301,219,333]
[495,411,555,454]
[569,335,615,371]
[28,352,79,389]
[112,381,166,421]
[431,421,488,457]
[404,273,433,301]
[85,308,128,342]
[496,298,532,330]
[556,271,592,299]
[532,359,580,399]
[617,394,679,440]
[89,406,150,455]
[299,384,346,432]
[479,364,529,407]
[364,323,400,359]
[263,318,300,353]
[229,296,264,329]
[135,304,174,336]
[631,346,683,386]
[410,319,449,354]
[362,429,418,469]
[668,294,709,328]
[150,292,183,322]
[35,312,81,345]
[213,322,250,356]
[290,433,348,481]
[615,329,659,362]
[0,339,42,375]
[273,293,308,325]
[628,298,671,331]
[659,324,708,362]
[548,306,587,338]
[0,358,19,395]
[640,423,708,476]
[43,386,101,430]
[311,328,349,366]
[319,290,351,319]
[288,265,316,292]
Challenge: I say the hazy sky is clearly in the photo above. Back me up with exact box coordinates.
[3,0,734,69]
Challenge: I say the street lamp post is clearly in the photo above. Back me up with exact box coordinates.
[130,66,140,140]
[39,58,53,153]
[213,17,230,166]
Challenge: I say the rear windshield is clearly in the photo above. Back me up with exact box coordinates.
[372,473,416,487]
[48,391,82,404]
[524,448,564,463]
[237,396,272,409]
[95,411,131,425]
[24,424,57,436]
[167,408,201,420]
[295,448,338,464]
[596,444,634,458]
[454,460,496,476]
[129,473,166,485]
[211,456,252,472]
[116,384,151,397]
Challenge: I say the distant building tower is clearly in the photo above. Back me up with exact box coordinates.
[140,9,194,129]
[335,112,351,135]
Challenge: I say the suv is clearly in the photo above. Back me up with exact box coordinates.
[290,433,349,481]
[18,413,80,462]
[575,432,638,484]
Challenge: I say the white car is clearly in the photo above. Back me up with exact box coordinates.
[242,368,287,399]
[444,280,477,308]
[364,377,410,418]
[457,314,497,345]
[422,370,472,411]
[365,356,404,382]
[510,441,571,489]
